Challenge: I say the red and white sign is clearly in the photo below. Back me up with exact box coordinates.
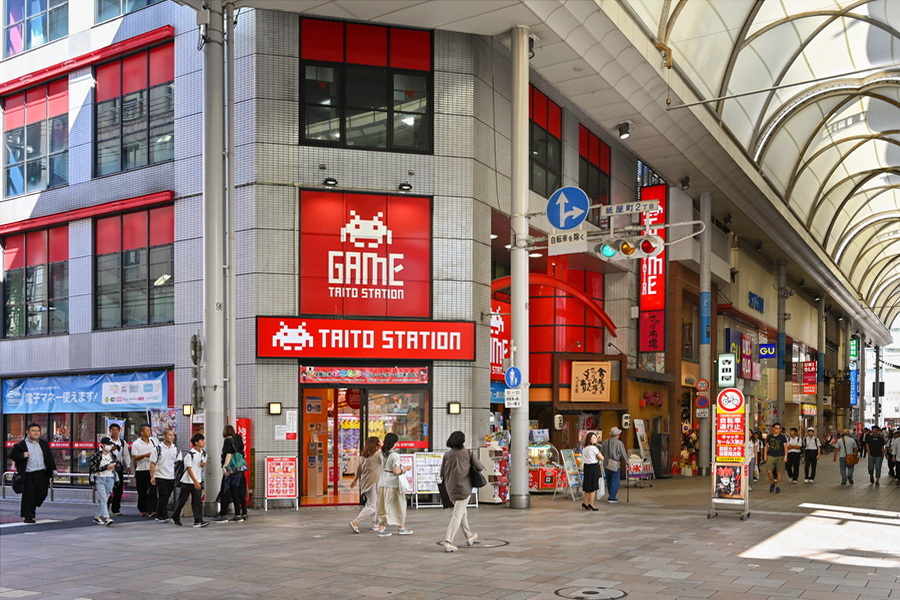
[257,316,476,361]
[639,184,667,352]
[490,299,511,381]
[235,417,252,495]
[696,379,710,392]
[802,361,817,384]
[395,440,429,449]
[265,456,297,499]
[300,365,429,385]
[300,191,431,318]
[716,388,745,413]
[741,333,753,379]
[715,388,746,463]
[802,383,817,395]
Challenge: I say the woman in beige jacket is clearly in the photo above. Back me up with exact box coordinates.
[439,431,484,552]
[349,436,382,533]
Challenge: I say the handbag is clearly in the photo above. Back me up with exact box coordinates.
[841,438,859,466]
[398,473,413,494]
[11,472,24,494]
[469,450,487,488]
[227,451,248,472]
[437,480,454,508]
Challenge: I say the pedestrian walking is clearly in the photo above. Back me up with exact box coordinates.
[130,424,158,517]
[750,431,762,481]
[858,428,870,458]
[9,423,58,524]
[834,428,858,485]
[802,427,821,483]
[375,432,413,537]
[214,425,248,522]
[440,431,483,552]
[172,433,209,528]
[763,423,788,493]
[866,426,886,486]
[89,437,121,526]
[785,427,802,483]
[580,432,603,511]
[889,430,900,484]
[106,423,131,516]
[600,427,627,504]
[149,429,181,522]
[349,436,382,533]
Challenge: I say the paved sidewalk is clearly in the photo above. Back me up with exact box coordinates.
[1,462,897,600]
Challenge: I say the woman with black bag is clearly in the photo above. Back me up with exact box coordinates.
[439,431,484,552]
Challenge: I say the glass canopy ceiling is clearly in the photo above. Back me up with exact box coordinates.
[623,0,900,326]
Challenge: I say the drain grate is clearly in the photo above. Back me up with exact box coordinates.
[554,586,627,599]
[434,538,510,549]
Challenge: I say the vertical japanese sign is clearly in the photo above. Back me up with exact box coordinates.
[740,334,753,379]
[490,299,511,381]
[802,360,817,395]
[570,361,612,403]
[235,417,253,494]
[638,184,667,353]
[712,388,748,506]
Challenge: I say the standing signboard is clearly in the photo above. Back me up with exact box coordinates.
[264,456,298,511]
[709,388,749,520]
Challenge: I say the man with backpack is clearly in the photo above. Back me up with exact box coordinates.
[172,433,210,528]
[106,423,131,516]
[802,427,821,483]
[150,429,181,523]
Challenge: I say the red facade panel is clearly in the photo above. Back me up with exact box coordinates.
[389,28,431,71]
[149,205,174,246]
[122,211,148,251]
[47,79,67,117]
[600,142,611,174]
[95,62,121,102]
[346,23,388,66]
[95,216,121,255]
[301,19,344,63]
[3,234,25,270]
[4,93,24,129]
[532,87,547,129]
[25,230,47,266]
[588,134,600,167]
[149,43,175,86]
[121,52,148,95]
[547,101,561,139]
[48,227,68,262]
[24,86,46,124]
[578,125,588,157]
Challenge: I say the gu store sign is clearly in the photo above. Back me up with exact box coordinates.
[300,191,431,318]
[638,184,667,352]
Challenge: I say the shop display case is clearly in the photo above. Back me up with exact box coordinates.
[478,445,509,504]
[528,443,562,492]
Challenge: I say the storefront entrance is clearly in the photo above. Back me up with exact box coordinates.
[300,386,429,506]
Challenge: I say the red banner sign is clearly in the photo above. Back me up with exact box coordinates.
[265,456,297,499]
[257,317,475,360]
[490,299,511,381]
[300,366,429,385]
[802,361,817,384]
[802,383,817,395]
[741,334,753,379]
[639,184,667,352]
[395,440,430,449]
[299,191,431,318]
[715,389,746,463]
[235,417,252,494]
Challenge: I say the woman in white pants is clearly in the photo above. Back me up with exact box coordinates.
[375,433,412,536]
[440,431,484,552]
[349,436,382,533]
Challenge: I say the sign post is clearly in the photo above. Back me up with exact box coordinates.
[709,388,750,520]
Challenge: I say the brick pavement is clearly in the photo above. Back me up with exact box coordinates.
[0,459,897,600]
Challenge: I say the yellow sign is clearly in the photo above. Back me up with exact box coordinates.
[571,361,612,403]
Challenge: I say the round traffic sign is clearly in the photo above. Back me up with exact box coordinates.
[546,187,589,230]
[696,379,710,392]
[696,395,710,408]
[716,388,745,413]
[504,366,522,389]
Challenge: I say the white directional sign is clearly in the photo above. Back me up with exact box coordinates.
[547,187,589,230]
[504,388,523,408]
[548,230,588,256]
[597,200,659,218]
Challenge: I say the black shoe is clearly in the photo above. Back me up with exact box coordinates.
[848,478,854,485]
[211,516,229,522]
[870,475,875,484]
[193,521,210,528]
[589,505,598,511]
[173,520,183,526]
[228,516,243,522]
[581,503,588,511]
[23,517,35,524]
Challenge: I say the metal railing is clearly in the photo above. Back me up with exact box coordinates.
[2,471,135,503]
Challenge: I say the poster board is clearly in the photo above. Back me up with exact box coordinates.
[571,361,612,403]
[411,453,440,493]
[709,388,749,519]
[633,419,651,461]
[264,456,298,511]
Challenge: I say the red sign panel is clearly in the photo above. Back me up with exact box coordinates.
[300,365,429,385]
[715,389,746,463]
[741,333,753,379]
[490,299,511,381]
[265,456,297,499]
[299,191,431,318]
[802,360,817,384]
[639,184,667,352]
[257,317,476,361]
[235,417,252,494]
[802,383,817,395]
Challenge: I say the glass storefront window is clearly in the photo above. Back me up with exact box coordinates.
[367,390,429,449]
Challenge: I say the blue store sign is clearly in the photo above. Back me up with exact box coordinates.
[490,381,507,404]
[2,371,170,414]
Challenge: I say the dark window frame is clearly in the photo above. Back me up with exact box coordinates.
[96,0,164,23]
[2,227,69,338]
[529,87,562,199]
[4,0,68,58]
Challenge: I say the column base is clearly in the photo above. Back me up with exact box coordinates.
[509,494,531,509]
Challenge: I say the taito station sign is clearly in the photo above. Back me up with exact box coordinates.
[490,299,511,381]
[638,184,667,352]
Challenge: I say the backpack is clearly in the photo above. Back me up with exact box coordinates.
[156,444,184,480]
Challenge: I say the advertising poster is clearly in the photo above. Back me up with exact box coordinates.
[412,453,442,493]
[712,388,749,509]
[301,365,428,385]
[638,184,667,352]
[400,454,416,492]
[2,370,170,414]
[265,456,298,499]
[714,464,743,500]
[149,409,177,439]
[570,361,612,403]
[633,419,650,461]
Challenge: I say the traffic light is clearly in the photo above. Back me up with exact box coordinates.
[593,235,664,261]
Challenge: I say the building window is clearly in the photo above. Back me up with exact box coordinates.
[94,43,174,177]
[300,19,432,153]
[578,125,611,226]
[2,226,69,337]
[637,159,665,193]
[94,205,174,329]
[3,80,68,197]
[4,0,67,57]
[96,0,163,23]
[529,85,562,198]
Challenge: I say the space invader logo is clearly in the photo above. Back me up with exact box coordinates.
[329,211,405,297]
[272,321,315,351]
[341,211,392,249]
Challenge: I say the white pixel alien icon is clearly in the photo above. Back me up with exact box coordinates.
[272,321,314,351]
[340,210,393,249]
[490,308,505,334]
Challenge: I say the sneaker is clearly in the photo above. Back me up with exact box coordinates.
[444,541,458,552]
[23,517,35,524]
[377,529,392,537]
[791,480,798,484]
[211,516,229,522]
[371,525,381,531]
[241,514,249,520]
[193,521,210,528]
[769,483,776,493]
[93,516,104,525]
[775,487,781,493]
[156,517,173,523]
[870,475,875,484]
[228,516,243,522]
[848,478,854,485]
[112,512,124,516]
[349,521,360,534]
[173,520,183,526]
[398,528,413,535]
[465,533,478,546]
[841,480,847,485]
[104,518,114,526]
[608,499,619,504]
[875,481,880,486]
[809,479,814,483]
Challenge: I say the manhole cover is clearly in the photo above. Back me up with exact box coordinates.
[555,586,627,599]
[434,539,509,549]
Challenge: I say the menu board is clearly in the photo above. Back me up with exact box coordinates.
[265,456,298,499]
[560,449,582,488]
[412,452,443,493]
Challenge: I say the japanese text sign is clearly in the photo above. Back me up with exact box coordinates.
[639,184,667,352]
[265,456,298,499]
[570,361,612,403]
[2,371,170,414]
[490,299,511,381]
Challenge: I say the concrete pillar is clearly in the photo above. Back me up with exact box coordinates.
[698,192,711,475]
[816,298,825,435]
[776,262,787,423]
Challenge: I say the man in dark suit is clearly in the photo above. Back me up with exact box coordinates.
[9,423,58,523]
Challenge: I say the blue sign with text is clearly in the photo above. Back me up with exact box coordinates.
[547,187,589,230]
[849,361,858,406]
[2,371,169,414]
[759,344,776,359]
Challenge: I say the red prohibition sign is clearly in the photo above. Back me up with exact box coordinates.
[696,379,710,392]
[716,388,745,413]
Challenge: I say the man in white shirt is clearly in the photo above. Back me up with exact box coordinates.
[150,429,180,522]
[785,427,802,484]
[131,424,158,517]
[172,433,209,528]
[107,423,132,516]
[802,427,821,483]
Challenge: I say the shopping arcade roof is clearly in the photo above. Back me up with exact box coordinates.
[184,0,898,343]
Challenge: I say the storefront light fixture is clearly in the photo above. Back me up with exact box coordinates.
[182,404,193,416]
[447,402,462,415]
[616,121,631,140]
[529,252,542,258]
[268,402,283,415]
[398,181,412,191]
[323,177,338,187]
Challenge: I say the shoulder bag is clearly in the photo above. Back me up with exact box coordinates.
[468,450,487,488]
[11,472,24,494]
[843,438,860,466]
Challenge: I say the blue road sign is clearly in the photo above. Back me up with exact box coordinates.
[505,366,522,389]
[547,187,589,230]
